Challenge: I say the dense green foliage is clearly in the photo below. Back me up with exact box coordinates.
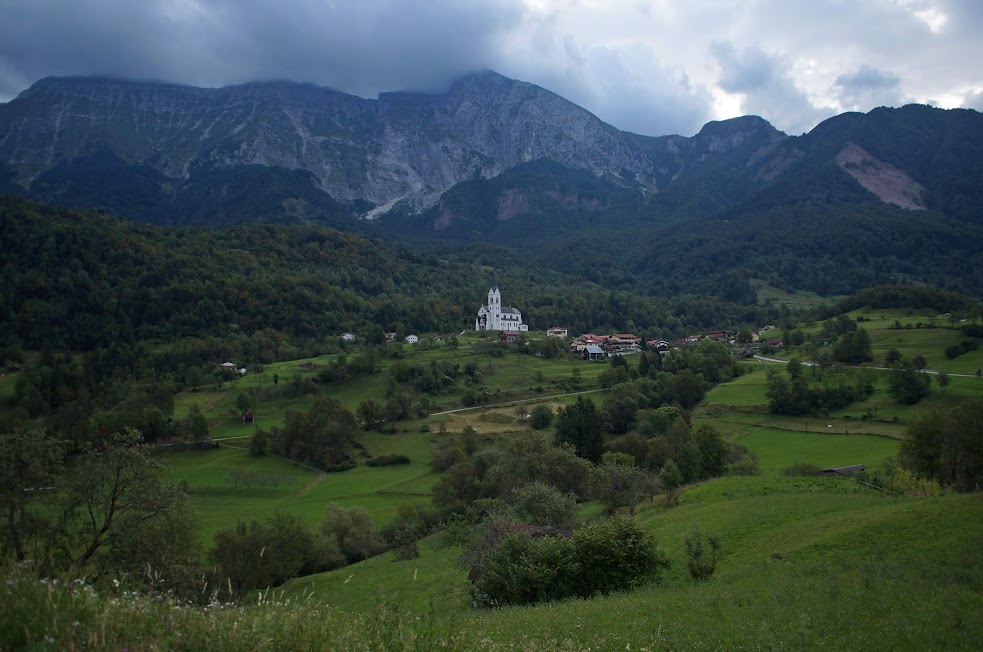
[472,517,670,607]
[0,428,201,594]
[901,398,983,491]
[0,194,780,354]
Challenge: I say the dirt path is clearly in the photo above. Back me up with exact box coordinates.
[429,387,605,417]
[296,472,326,497]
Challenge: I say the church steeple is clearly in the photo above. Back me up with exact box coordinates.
[475,273,526,333]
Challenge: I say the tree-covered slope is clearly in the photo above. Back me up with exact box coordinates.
[0,195,778,351]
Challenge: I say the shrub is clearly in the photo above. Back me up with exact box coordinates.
[530,404,553,429]
[945,339,979,359]
[473,517,669,607]
[365,454,411,467]
[782,462,823,477]
[572,517,670,597]
[684,523,722,581]
[323,459,357,472]
[473,531,578,607]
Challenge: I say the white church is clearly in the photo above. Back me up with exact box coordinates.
[475,282,528,332]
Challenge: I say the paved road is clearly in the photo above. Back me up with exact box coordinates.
[753,355,980,377]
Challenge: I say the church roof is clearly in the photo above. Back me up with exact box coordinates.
[502,307,521,314]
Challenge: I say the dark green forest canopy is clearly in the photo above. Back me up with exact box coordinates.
[0,195,779,351]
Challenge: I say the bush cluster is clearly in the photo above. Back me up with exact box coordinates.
[366,454,411,467]
[472,517,670,607]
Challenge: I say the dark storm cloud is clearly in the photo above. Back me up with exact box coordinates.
[710,42,775,94]
[2,1,981,137]
[0,0,525,100]
[709,41,828,134]
[833,65,903,110]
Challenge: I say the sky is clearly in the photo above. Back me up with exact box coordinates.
[1,0,981,137]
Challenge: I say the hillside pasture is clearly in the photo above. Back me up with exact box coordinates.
[753,279,840,310]
[164,428,435,541]
[279,476,983,650]
[731,426,899,473]
[702,366,770,406]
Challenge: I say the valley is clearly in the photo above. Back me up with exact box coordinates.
[2,67,983,650]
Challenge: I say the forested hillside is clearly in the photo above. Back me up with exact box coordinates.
[0,195,778,352]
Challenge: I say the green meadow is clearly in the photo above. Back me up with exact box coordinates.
[163,312,983,546]
[6,309,983,650]
[164,428,436,541]
[271,475,983,650]
[751,278,844,310]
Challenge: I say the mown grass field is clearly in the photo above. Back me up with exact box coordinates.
[7,310,983,650]
[752,279,842,310]
[165,309,983,548]
[274,475,983,650]
[164,428,436,541]
[10,476,981,650]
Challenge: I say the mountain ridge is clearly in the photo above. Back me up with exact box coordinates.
[2,72,983,300]
[0,71,791,223]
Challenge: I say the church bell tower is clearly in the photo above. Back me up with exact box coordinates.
[487,282,501,330]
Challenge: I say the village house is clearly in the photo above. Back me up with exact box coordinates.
[475,282,528,332]
[648,339,671,354]
[405,334,420,344]
[583,344,606,361]
[339,332,356,343]
[603,333,642,355]
[499,330,521,343]
[546,327,568,338]
[569,334,608,352]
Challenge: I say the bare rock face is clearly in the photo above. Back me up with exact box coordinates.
[0,73,631,212]
[835,141,926,210]
[5,72,974,228]
[0,71,784,219]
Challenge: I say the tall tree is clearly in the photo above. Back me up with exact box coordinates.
[660,459,683,506]
[0,428,63,561]
[49,429,190,577]
[554,396,605,462]
[593,453,657,516]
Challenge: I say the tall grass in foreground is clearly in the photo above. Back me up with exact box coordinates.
[1,565,468,651]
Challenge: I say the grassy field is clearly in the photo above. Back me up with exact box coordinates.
[272,475,983,649]
[10,476,981,649]
[164,306,983,547]
[7,309,983,649]
[164,427,436,541]
[752,279,843,310]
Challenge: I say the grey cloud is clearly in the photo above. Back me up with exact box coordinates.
[528,44,715,137]
[0,0,525,100]
[710,42,829,135]
[963,90,983,112]
[833,65,903,111]
[710,42,776,93]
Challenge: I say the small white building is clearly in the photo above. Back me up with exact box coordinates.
[405,334,420,344]
[340,332,356,343]
[475,282,528,332]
